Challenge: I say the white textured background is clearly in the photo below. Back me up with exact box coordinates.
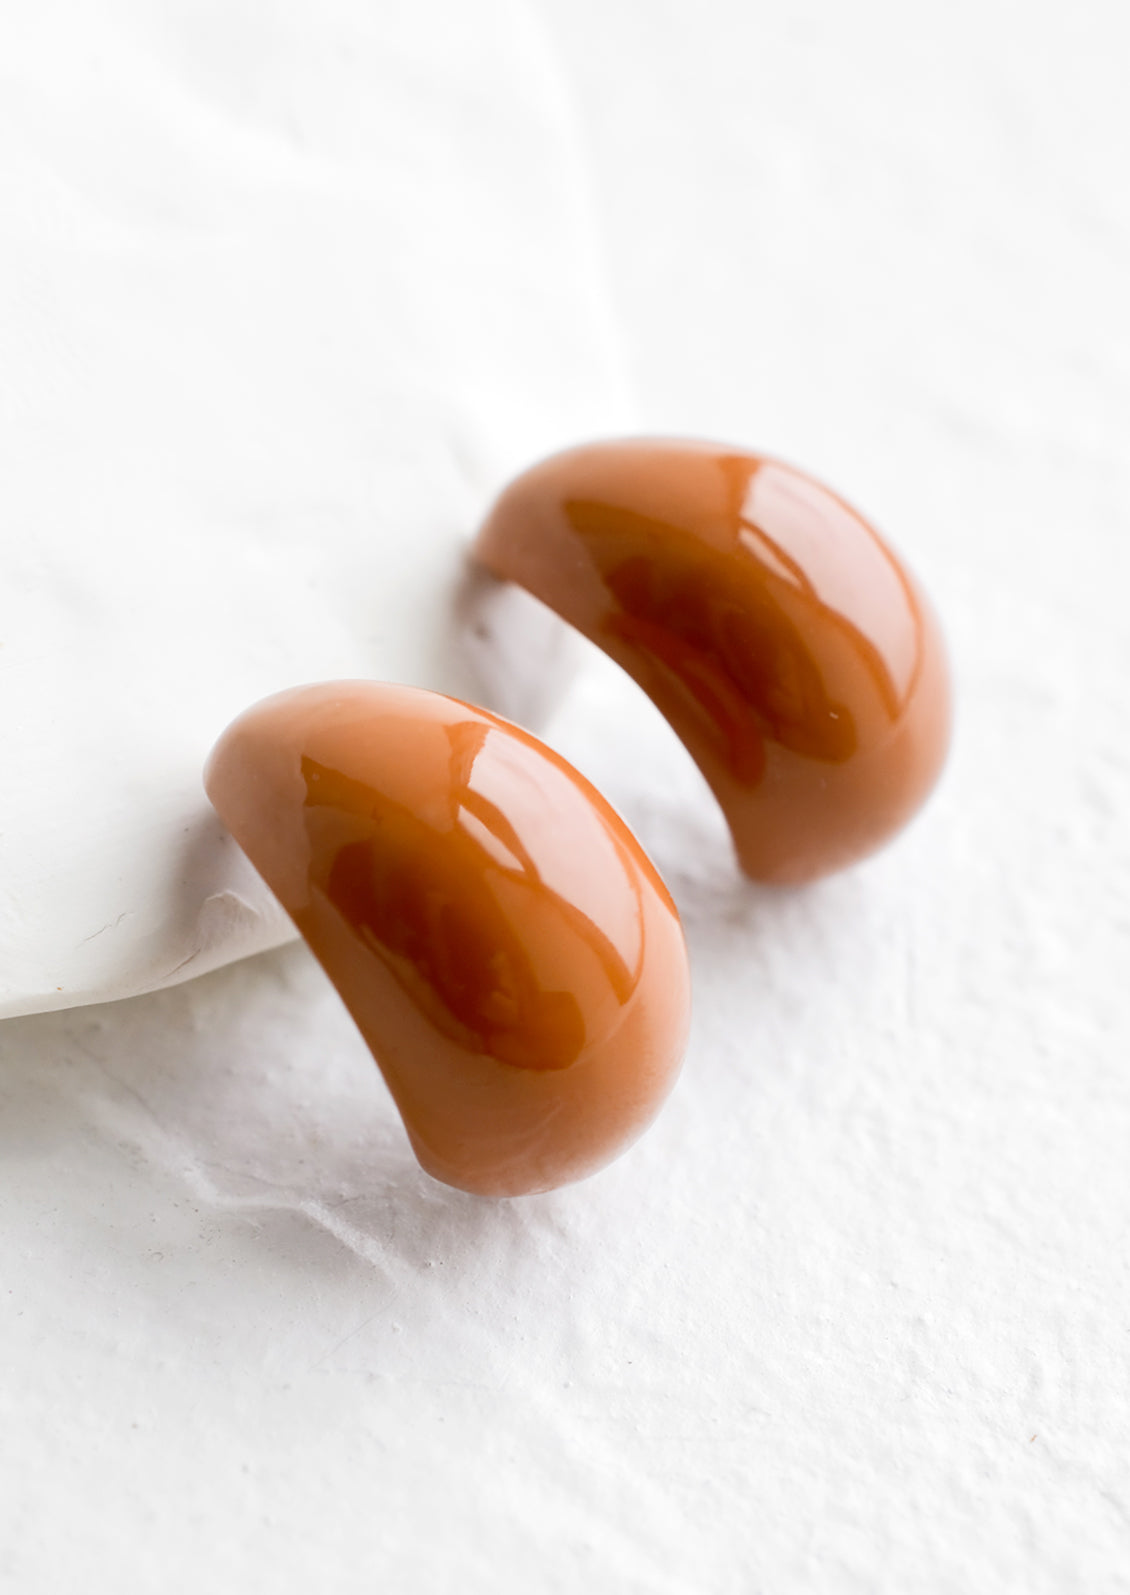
[2,1,1129,1590]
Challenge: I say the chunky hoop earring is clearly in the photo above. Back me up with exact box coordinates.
[474,439,952,885]
[205,680,690,1197]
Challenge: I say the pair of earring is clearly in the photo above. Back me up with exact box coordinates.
[205,439,952,1198]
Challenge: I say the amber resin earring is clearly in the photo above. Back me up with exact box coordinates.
[474,440,952,884]
[205,680,690,1197]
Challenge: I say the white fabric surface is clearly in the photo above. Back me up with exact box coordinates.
[3,1,1130,1591]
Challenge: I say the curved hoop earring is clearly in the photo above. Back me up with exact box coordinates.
[205,680,690,1197]
[474,439,952,885]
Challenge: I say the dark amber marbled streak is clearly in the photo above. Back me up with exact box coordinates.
[205,681,690,1196]
[475,440,951,883]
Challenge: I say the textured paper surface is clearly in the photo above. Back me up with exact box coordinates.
[3,1,1130,1591]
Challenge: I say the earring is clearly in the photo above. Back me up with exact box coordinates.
[474,439,952,884]
[205,441,949,1195]
[204,680,690,1197]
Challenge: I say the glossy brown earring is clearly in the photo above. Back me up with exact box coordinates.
[474,439,952,884]
[205,681,690,1197]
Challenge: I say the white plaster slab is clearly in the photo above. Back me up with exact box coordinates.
[0,0,629,1018]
